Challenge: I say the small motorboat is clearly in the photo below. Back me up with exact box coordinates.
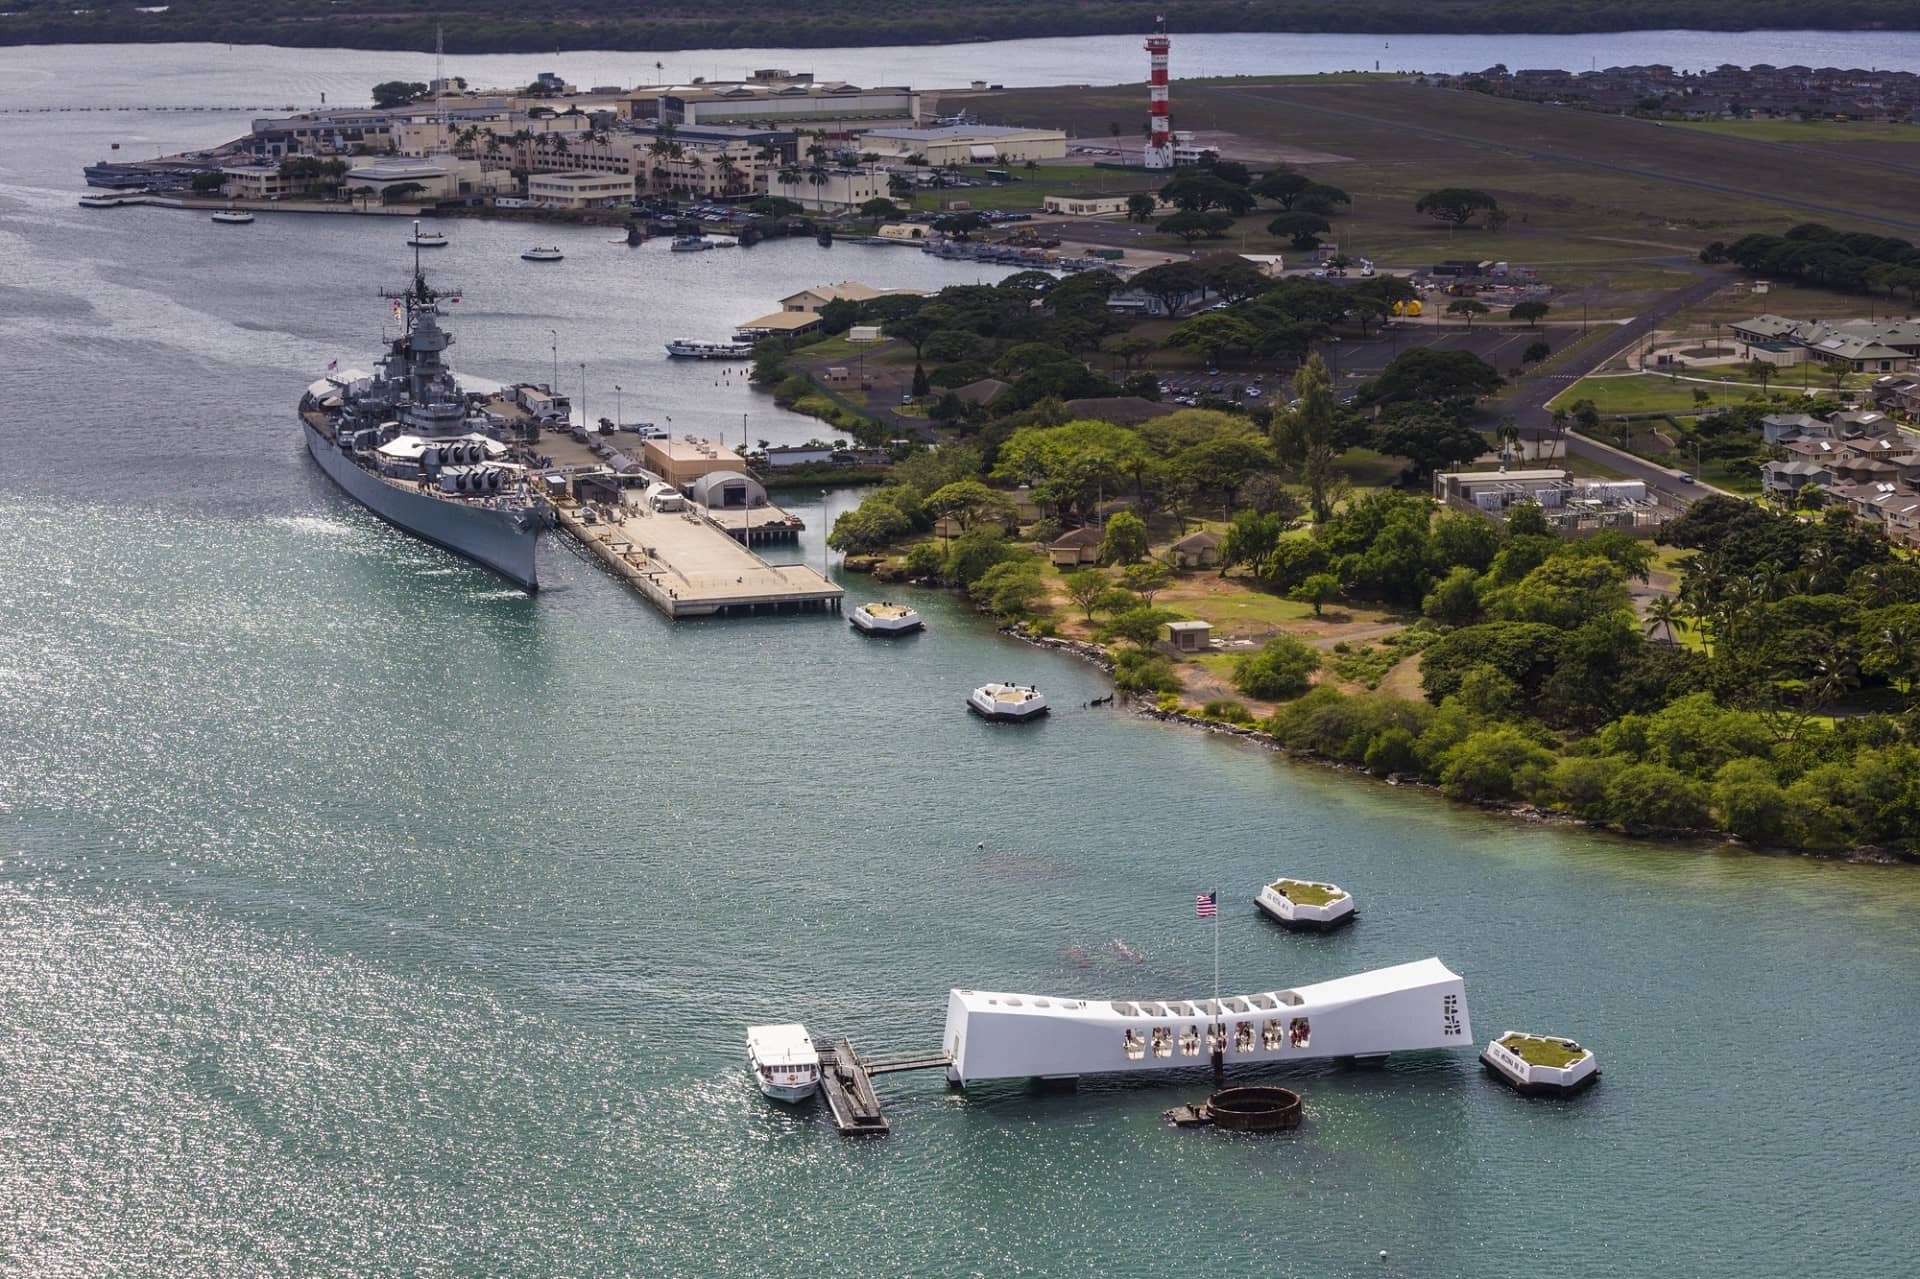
[520,246,563,262]
[210,207,255,224]
[78,194,126,208]
[669,235,713,253]
[408,226,449,248]
[851,602,923,636]
[968,682,1048,722]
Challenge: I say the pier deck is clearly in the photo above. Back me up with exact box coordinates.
[549,497,841,618]
[812,1042,952,1136]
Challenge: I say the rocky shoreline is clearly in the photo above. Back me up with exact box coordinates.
[998,624,1917,868]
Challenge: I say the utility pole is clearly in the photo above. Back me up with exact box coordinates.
[615,384,623,429]
[549,329,558,394]
[579,362,587,427]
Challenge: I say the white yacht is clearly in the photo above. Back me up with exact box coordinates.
[210,207,255,225]
[747,1024,822,1102]
[520,246,563,262]
[851,602,923,635]
[968,682,1047,721]
[1255,879,1356,932]
[664,339,755,359]
[669,235,714,253]
[78,193,126,208]
[407,225,449,248]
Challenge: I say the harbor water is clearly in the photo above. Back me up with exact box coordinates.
[3,58,1920,1278]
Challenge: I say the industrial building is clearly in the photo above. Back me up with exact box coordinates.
[767,168,885,211]
[526,171,635,208]
[859,124,1067,167]
[633,80,919,129]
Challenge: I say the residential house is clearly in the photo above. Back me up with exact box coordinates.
[1046,526,1105,567]
[1169,530,1223,570]
[1760,459,1832,496]
[1759,412,1825,444]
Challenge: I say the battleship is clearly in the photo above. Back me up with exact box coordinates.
[299,237,550,589]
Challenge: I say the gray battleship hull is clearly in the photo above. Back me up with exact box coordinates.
[302,419,541,590]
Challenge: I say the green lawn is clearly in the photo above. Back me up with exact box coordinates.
[1673,119,1920,144]
[1499,1033,1589,1069]
[1552,374,1766,416]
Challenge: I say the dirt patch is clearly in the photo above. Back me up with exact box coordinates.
[1186,130,1353,167]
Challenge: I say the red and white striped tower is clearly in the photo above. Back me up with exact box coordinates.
[1144,16,1173,169]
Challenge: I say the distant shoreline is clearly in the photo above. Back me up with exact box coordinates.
[8,13,1920,56]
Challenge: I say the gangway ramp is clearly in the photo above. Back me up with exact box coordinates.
[814,1042,952,1136]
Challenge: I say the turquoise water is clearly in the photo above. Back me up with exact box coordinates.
[3,69,1920,1279]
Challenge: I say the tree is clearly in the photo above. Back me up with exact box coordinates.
[1423,565,1483,626]
[923,480,1004,531]
[1295,183,1353,216]
[1219,510,1285,576]
[1510,300,1551,327]
[1746,358,1776,393]
[1373,409,1486,478]
[1166,312,1257,365]
[1234,635,1321,700]
[1523,339,1552,364]
[818,297,860,335]
[1251,170,1312,210]
[1271,353,1344,522]
[1120,560,1172,605]
[1291,573,1341,616]
[1493,557,1632,631]
[1446,299,1490,327]
[191,170,226,194]
[1268,212,1332,250]
[1366,347,1503,417]
[1439,726,1554,802]
[371,80,429,109]
[970,559,1049,619]
[1159,173,1255,215]
[910,362,931,398]
[1104,335,1155,374]
[1130,262,1205,317]
[1102,605,1179,648]
[1606,763,1710,832]
[1100,510,1149,565]
[380,182,427,205]
[1064,568,1109,620]
[1158,210,1232,242]
[1644,595,1687,645]
[858,197,900,220]
[884,311,943,360]
[1126,192,1158,222]
[1415,188,1501,227]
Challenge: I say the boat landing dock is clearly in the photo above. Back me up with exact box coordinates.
[815,1041,951,1136]
[548,494,841,618]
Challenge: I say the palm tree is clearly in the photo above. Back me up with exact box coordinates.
[1879,621,1920,693]
[1644,595,1686,646]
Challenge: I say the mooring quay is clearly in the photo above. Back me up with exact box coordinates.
[541,467,841,619]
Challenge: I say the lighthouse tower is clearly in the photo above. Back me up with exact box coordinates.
[1144,17,1173,170]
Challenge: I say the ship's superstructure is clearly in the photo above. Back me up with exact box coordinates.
[941,957,1470,1086]
[298,245,548,588]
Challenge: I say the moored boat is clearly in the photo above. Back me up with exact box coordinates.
[851,602,923,635]
[669,235,713,253]
[1255,879,1355,932]
[407,223,449,248]
[747,1024,822,1101]
[78,193,126,208]
[968,682,1047,721]
[210,206,255,225]
[520,246,563,261]
[1481,1031,1599,1097]
[664,339,754,359]
[298,253,545,590]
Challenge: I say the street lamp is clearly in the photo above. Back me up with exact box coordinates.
[579,362,587,427]
[549,329,558,393]
[615,384,623,429]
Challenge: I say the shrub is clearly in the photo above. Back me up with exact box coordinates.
[1712,758,1789,843]
[1100,605,1178,648]
[1201,698,1255,725]
[903,542,946,579]
[1605,763,1710,832]
[1363,726,1421,776]
[1438,726,1555,803]
[1545,754,1622,820]
[1234,635,1321,700]
[1114,648,1182,694]
[773,373,814,406]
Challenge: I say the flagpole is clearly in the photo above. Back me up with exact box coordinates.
[1211,885,1223,1087]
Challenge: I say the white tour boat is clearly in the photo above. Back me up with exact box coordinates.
[407,225,449,248]
[210,207,255,224]
[941,957,1472,1087]
[747,1023,823,1101]
[78,193,127,208]
[520,246,563,262]
[851,602,923,635]
[664,339,755,359]
[1481,1031,1599,1097]
[1255,878,1356,932]
[968,682,1047,721]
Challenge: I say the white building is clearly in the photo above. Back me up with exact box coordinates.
[768,168,885,212]
[526,171,635,209]
[860,124,1068,167]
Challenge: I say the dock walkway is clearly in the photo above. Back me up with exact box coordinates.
[812,1042,952,1136]
[548,495,841,618]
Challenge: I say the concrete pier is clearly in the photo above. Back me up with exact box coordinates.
[548,495,841,619]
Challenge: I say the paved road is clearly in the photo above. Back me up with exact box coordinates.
[1488,261,1731,499]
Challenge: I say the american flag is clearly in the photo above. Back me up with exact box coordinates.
[326,359,337,371]
[1196,891,1217,918]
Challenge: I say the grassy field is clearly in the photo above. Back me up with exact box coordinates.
[1551,374,1736,416]
[977,78,1920,275]
[1673,119,1920,144]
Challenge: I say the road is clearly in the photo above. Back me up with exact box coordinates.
[1490,261,1732,500]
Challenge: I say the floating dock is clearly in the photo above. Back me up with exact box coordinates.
[547,494,841,618]
[814,1041,952,1135]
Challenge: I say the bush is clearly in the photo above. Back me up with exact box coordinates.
[1363,726,1421,776]
[1100,510,1149,565]
[773,373,814,406]
[970,560,1048,619]
[1113,648,1182,694]
[944,527,1018,587]
[1713,758,1790,843]
[1438,726,1555,803]
[1201,699,1255,725]
[1234,635,1321,700]
[1545,755,1622,820]
[903,542,946,579]
[1605,763,1710,832]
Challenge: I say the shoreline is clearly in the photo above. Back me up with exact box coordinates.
[1001,625,1918,869]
